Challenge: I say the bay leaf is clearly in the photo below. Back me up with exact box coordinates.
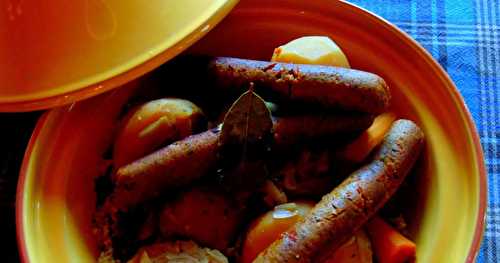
[218,89,273,191]
[219,90,273,147]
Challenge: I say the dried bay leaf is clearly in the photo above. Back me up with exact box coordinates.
[218,89,273,191]
[219,90,273,147]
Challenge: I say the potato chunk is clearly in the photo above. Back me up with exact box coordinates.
[271,36,350,68]
[113,98,205,167]
[128,240,228,263]
[159,188,242,251]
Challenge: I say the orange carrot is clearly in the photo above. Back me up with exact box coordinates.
[366,217,416,263]
[340,112,397,163]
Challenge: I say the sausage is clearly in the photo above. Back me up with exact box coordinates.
[111,129,220,210]
[208,57,390,114]
[111,113,373,210]
[274,113,374,147]
[254,119,424,263]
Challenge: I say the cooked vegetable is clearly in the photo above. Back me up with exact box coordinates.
[325,230,373,263]
[366,217,416,263]
[260,180,288,207]
[159,187,243,251]
[112,129,220,210]
[242,201,314,263]
[271,36,350,68]
[93,40,428,263]
[254,119,424,263]
[113,98,205,167]
[128,240,228,263]
[208,57,390,114]
[339,112,397,163]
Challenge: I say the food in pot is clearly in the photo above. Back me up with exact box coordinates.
[93,36,422,263]
[271,36,351,68]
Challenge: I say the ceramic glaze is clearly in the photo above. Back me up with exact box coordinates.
[16,1,486,262]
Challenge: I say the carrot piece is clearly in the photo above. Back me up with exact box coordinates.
[366,217,416,263]
[340,112,397,163]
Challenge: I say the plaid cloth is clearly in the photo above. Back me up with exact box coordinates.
[348,0,499,262]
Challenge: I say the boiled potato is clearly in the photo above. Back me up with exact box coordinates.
[271,36,350,68]
[159,187,242,251]
[128,240,228,263]
[241,201,314,263]
[113,98,205,167]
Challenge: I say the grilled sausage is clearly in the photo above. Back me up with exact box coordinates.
[111,113,373,210]
[111,129,220,210]
[254,119,424,263]
[208,57,390,114]
[274,113,374,147]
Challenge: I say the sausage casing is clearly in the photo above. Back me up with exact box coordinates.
[209,57,390,114]
[112,129,220,210]
[254,119,424,263]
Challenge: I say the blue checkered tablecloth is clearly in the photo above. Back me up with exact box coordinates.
[348,0,499,262]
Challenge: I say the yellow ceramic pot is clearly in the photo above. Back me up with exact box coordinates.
[17,1,486,262]
[0,0,237,111]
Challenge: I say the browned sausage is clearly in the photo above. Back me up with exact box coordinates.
[208,57,390,114]
[111,129,220,210]
[274,113,374,147]
[111,113,373,210]
[254,119,424,263]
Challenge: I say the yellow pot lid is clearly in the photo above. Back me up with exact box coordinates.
[0,0,238,112]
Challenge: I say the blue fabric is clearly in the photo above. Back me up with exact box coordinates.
[348,0,499,261]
